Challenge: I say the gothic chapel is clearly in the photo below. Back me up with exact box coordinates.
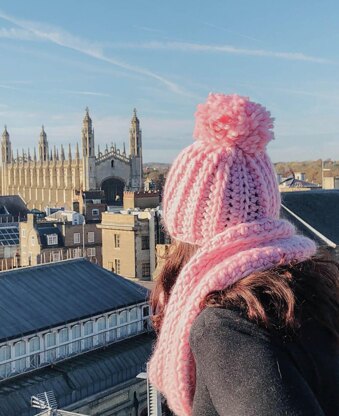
[0,109,143,211]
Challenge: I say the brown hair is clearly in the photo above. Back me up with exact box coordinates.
[151,242,339,341]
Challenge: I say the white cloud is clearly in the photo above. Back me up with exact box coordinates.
[59,90,111,97]
[0,10,187,96]
[0,27,39,40]
[107,41,331,64]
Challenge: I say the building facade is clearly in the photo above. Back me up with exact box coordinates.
[98,210,157,280]
[20,213,102,266]
[0,109,143,211]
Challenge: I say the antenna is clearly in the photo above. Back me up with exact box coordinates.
[31,391,89,415]
[31,391,57,410]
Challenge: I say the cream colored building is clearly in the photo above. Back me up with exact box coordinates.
[20,213,102,267]
[0,109,143,211]
[98,209,161,280]
[323,176,339,189]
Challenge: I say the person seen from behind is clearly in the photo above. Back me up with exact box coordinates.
[148,93,339,416]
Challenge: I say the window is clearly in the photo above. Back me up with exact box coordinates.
[129,307,139,334]
[119,310,128,338]
[142,263,150,278]
[108,313,117,341]
[111,160,114,168]
[0,345,11,378]
[83,321,93,349]
[114,258,121,274]
[15,341,26,357]
[45,332,56,362]
[59,328,69,357]
[143,306,150,317]
[73,232,80,244]
[130,308,138,321]
[73,248,81,258]
[52,252,60,262]
[71,325,81,353]
[141,236,150,250]
[114,234,120,248]
[92,209,99,217]
[47,233,58,245]
[29,337,40,353]
[87,231,95,243]
[31,235,35,246]
[97,317,106,345]
[87,247,96,257]
[21,229,26,238]
[29,337,40,367]
[14,341,26,372]
[0,345,11,362]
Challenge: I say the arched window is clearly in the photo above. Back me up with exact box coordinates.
[58,328,69,357]
[14,341,26,372]
[97,317,106,345]
[119,310,128,338]
[44,333,56,362]
[29,337,40,367]
[29,337,40,353]
[129,307,139,335]
[71,325,81,353]
[0,345,11,378]
[111,160,114,168]
[108,313,117,341]
[14,341,26,357]
[83,321,93,349]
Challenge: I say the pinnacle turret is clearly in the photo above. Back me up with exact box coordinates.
[39,125,49,162]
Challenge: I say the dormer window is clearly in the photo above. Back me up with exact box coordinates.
[47,233,58,245]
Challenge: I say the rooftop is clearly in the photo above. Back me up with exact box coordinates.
[0,259,149,342]
[281,190,339,245]
[0,333,153,416]
[0,195,28,220]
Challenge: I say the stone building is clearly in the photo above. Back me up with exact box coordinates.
[0,108,143,211]
[323,175,339,189]
[20,213,102,266]
[98,210,157,280]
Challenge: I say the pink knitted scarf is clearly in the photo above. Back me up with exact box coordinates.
[148,217,316,416]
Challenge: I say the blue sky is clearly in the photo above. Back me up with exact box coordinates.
[0,0,339,163]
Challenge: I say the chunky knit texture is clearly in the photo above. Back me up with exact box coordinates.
[163,94,280,245]
[148,94,317,416]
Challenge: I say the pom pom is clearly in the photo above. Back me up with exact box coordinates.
[194,93,274,153]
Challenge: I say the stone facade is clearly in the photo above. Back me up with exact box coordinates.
[98,210,159,280]
[123,191,160,210]
[20,214,102,266]
[0,109,143,211]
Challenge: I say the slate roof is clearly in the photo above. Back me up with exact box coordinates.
[36,223,63,248]
[0,259,149,342]
[280,190,339,245]
[82,190,105,201]
[0,333,154,416]
[0,195,28,220]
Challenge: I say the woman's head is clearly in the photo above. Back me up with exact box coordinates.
[162,93,280,246]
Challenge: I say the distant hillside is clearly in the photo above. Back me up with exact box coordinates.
[143,160,339,186]
[144,163,171,172]
[274,159,339,185]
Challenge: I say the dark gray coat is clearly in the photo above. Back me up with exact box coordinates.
[189,308,338,416]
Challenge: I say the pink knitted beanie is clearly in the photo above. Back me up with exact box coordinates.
[163,93,281,245]
[149,94,316,416]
